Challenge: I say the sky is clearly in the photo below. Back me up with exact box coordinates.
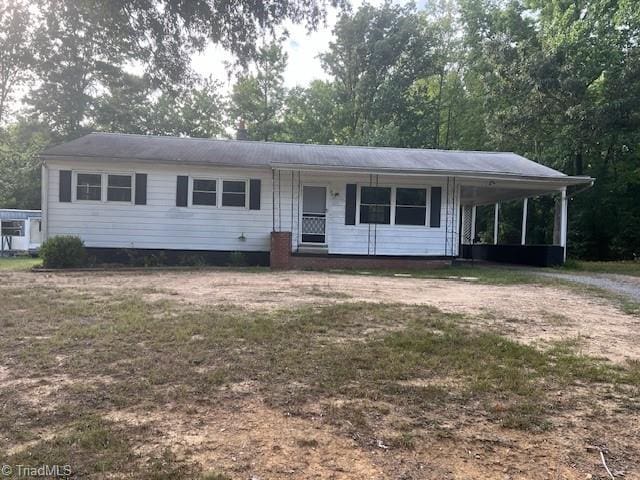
[191,1,377,91]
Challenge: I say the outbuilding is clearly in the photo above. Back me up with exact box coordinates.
[40,133,593,268]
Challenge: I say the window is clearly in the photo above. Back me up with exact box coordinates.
[222,180,247,207]
[1,220,24,237]
[107,174,132,202]
[359,186,391,224]
[76,173,102,201]
[192,179,217,206]
[395,188,427,225]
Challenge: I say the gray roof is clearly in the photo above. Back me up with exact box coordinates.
[41,133,592,184]
[0,209,41,220]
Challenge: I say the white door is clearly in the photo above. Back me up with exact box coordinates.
[301,186,327,244]
[29,219,42,245]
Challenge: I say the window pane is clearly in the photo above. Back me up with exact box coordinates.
[76,173,102,201]
[222,193,246,207]
[1,220,24,236]
[77,173,101,187]
[108,175,131,188]
[360,205,391,224]
[223,180,246,193]
[107,187,132,202]
[193,192,217,205]
[396,188,426,206]
[361,186,391,205]
[193,179,216,192]
[395,206,426,225]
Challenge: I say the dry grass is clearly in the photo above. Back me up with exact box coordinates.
[0,273,639,478]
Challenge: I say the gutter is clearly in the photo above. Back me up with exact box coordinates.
[270,163,594,187]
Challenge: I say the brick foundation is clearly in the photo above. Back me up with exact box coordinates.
[290,254,451,270]
[270,231,292,269]
[270,231,452,270]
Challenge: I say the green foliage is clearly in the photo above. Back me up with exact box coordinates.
[40,235,87,269]
[230,43,288,141]
[0,121,51,209]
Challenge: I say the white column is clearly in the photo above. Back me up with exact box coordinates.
[521,198,528,246]
[471,205,477,243]
[560,188,568,260]
[493,203,499,244]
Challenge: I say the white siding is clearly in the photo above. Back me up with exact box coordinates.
[273,171,460,257]
[46,159,274,251]
[46,159,461,257]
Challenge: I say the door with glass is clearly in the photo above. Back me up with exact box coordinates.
[301,186,327,244]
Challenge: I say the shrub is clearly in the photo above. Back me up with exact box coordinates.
[40,236,87,268]
[228,251,247,266]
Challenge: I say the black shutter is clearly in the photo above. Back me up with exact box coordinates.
[176,175,188,207]
[59,170,72,202]
[430,186,442,227]
[345,184,357,225]
[135,173,147,205]
[249,179,261,210]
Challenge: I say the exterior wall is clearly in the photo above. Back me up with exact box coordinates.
[273,170,461,257]
[45,159,273,252]
[44,158,462,258]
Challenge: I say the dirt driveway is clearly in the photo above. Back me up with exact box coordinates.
[12,268,640,363]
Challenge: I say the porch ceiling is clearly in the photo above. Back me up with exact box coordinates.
[461,185,566,205]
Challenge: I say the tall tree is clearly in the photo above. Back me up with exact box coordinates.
[230,43,288,141]
[0,1,34,123]
[282,81,338,144]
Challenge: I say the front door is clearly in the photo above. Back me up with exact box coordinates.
[301,185,327,244]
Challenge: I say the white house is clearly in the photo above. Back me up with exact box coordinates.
[39,133,593,267]
[0,209,42,255]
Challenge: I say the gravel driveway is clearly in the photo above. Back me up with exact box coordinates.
[536,271,640,302]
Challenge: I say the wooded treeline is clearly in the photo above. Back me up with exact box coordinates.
[1,0,638,260]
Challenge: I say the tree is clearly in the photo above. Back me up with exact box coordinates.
[230,43,288,141]
[0,1,34,123]
[147,77,228,138]
[0,121,52,209]
[281,81,338,144]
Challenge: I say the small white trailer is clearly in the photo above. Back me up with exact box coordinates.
[0,209,42,256]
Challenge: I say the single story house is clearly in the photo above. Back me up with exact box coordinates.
[39,133,593,268]
[0,209,42,255]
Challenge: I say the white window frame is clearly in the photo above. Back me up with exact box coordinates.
[394,186,429,226]
[72,171,135,204]
[356,184,434,227]
[73,171,105,203]
[220,178,249,209]
[106,173,134,204]
[190,176,219,208]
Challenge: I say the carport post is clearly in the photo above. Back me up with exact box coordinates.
[521,198,528,246]
[493,203,499,244]
[560,188,568,260]
[470,205,477,243]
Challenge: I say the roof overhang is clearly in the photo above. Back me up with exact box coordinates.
[271,163,593,187]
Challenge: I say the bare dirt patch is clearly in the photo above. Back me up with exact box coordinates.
[102,390,638,480]
[6,269,640,363]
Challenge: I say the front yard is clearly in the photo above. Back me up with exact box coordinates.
[0,265,638,479]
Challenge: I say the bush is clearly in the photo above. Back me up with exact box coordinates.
[40,236,87,268]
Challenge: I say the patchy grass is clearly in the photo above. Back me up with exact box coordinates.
[563,259,640,277]
[1,282,638,477]
[0,255,40,270]
[331,264,552,285]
